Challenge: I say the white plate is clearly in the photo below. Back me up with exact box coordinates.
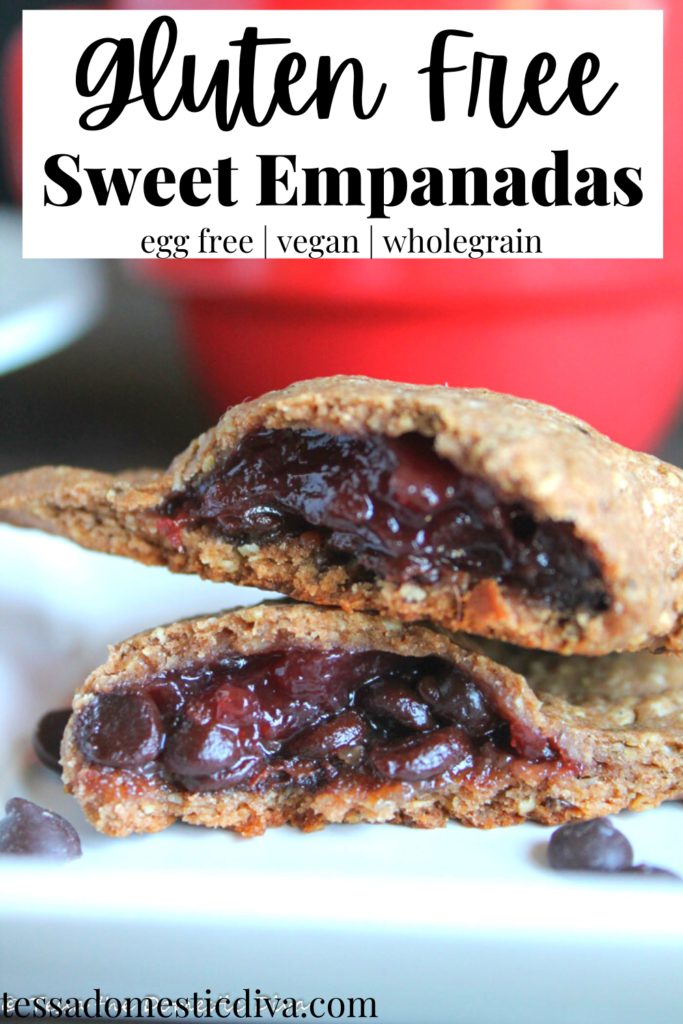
[1,524,683,1023]
[0,208,104,375]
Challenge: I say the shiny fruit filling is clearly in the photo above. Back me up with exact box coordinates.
[74,648,557,793]
[157,429,608,614]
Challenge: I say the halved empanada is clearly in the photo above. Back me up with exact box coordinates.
[3,377,683,654]
[61,603,683,838]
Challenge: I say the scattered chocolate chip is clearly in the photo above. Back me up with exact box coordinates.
[33,708,72,773]
[623,863,681,880]
[0,798,81,860]
[547,819,633,872]
[75,692,163,769]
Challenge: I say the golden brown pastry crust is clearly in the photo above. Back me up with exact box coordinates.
[3,376,683,654]
[61,603,683,839]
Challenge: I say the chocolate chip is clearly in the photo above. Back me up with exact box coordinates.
[359,679,435,731]
[370,725,473,782]
[286,710,369,758]
[173,757,264,792]
[418,670,497,737]
[162,688,257,778]
[33,708,72,773]
[623,863,681,880]
[0,798,81,860]
[548,819,633,872]
[75,692,163,769]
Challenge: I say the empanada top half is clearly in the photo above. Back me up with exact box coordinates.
[2,376,683,655]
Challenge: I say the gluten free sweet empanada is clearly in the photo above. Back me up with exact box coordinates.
[61,603,683,839]
[3,376,683,655]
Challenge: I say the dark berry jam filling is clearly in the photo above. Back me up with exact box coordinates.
[74,648,557,794]
[157,429,608,615]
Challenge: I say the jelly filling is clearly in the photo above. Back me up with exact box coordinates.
[74,648,557,793]
[157,429,609,615]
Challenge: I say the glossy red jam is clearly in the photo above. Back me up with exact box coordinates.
[158,429,608,615]
[74,647,556,793]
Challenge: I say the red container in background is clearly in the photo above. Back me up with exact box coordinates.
[6,1,682,450]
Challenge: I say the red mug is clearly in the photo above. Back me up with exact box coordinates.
[6,1,682,450]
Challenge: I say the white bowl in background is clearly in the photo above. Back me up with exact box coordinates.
[0,207,104,375]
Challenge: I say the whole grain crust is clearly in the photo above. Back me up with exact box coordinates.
[3,376,683,654]
[61,603,683,838]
